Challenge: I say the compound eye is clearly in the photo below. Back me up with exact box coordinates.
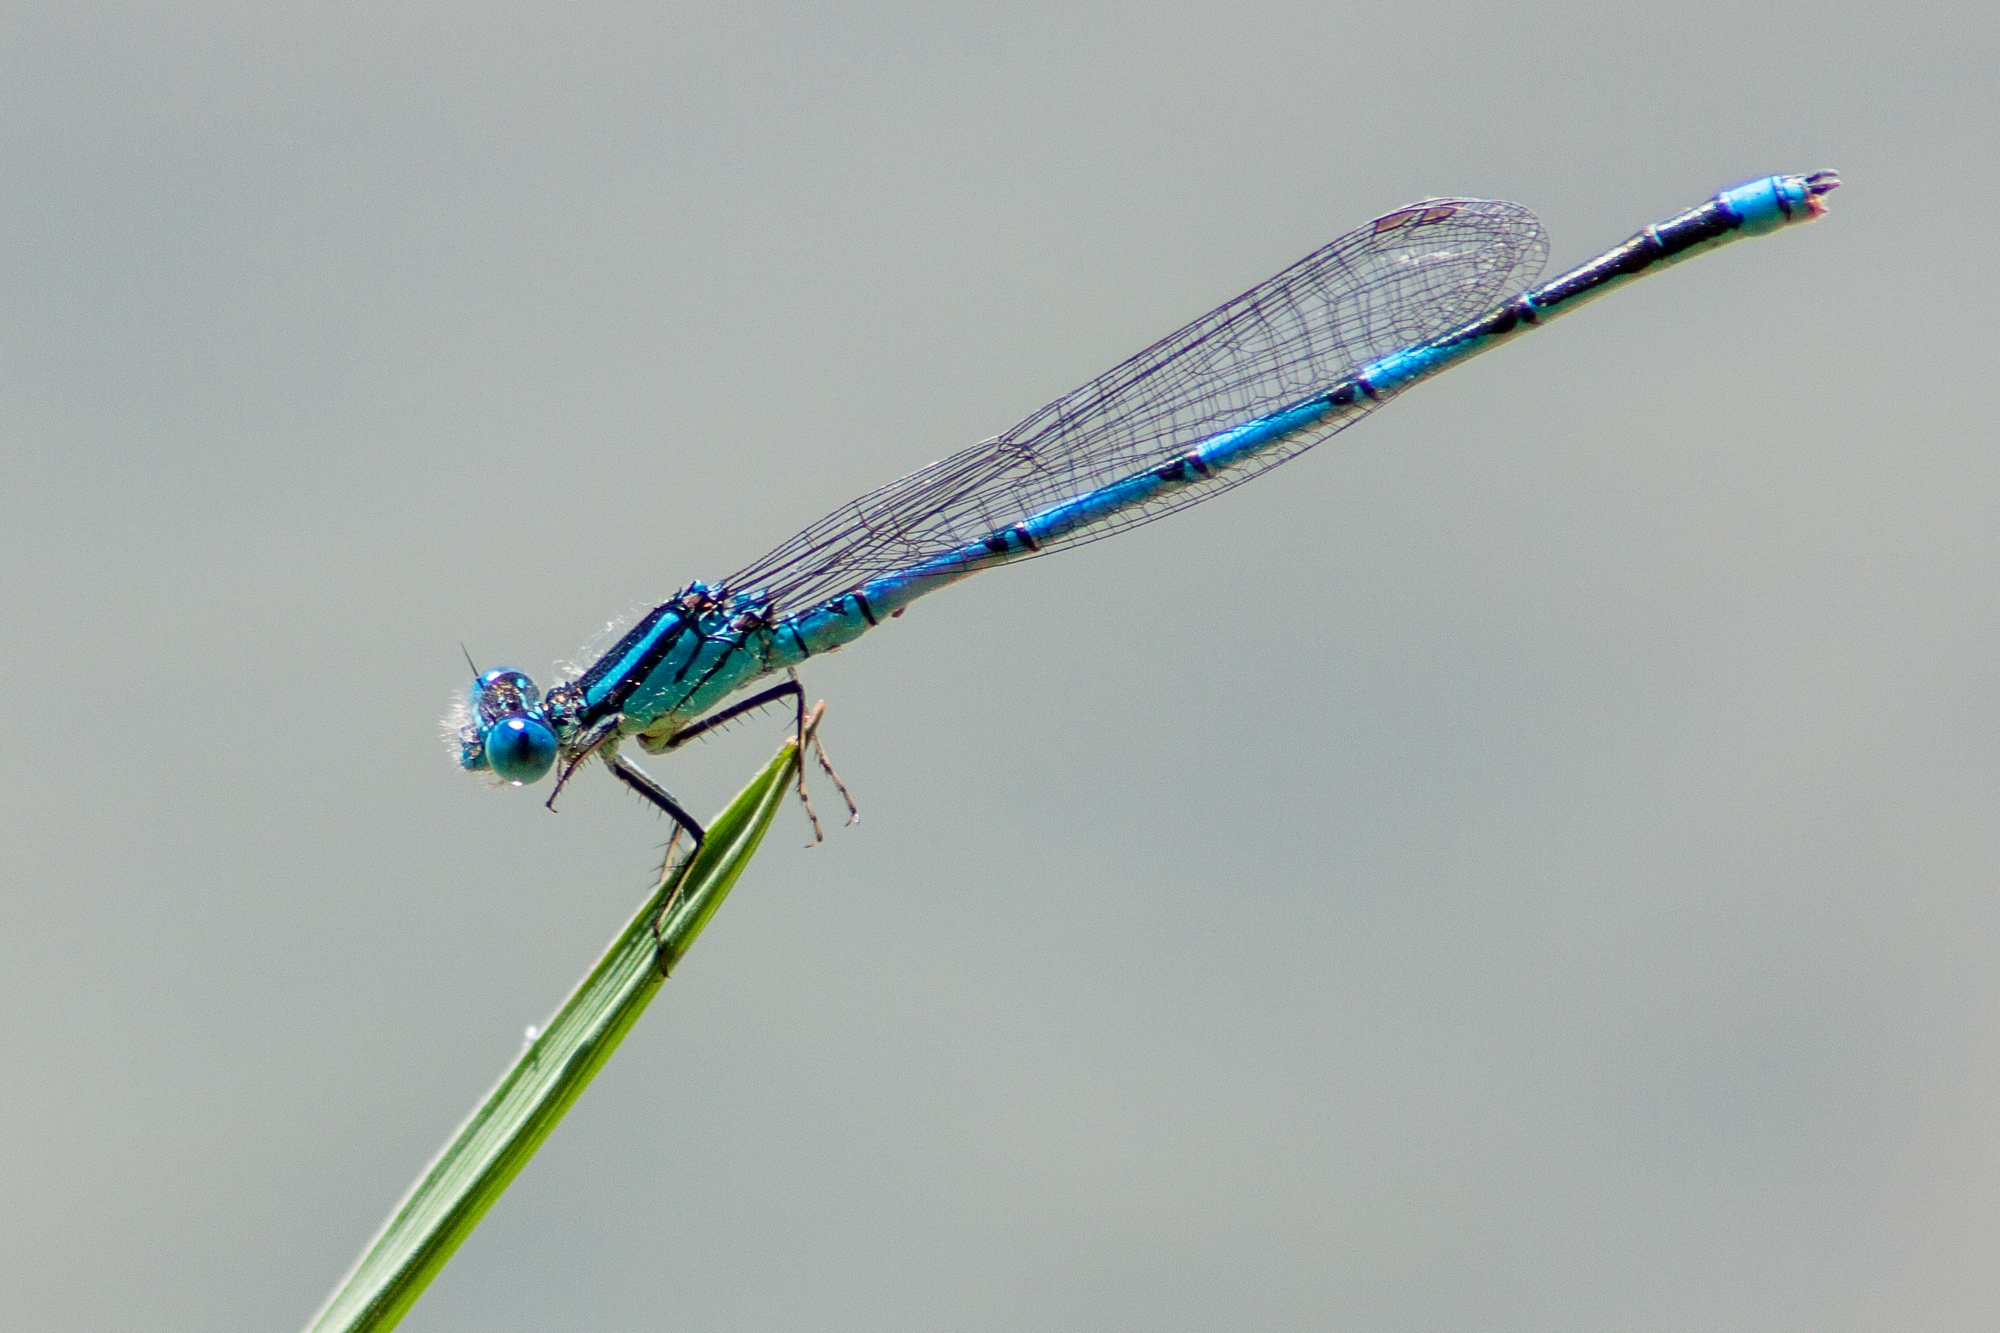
[484,715,557,785]
[474,668,542,723]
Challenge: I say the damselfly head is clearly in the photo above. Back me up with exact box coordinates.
[455,667,558,786]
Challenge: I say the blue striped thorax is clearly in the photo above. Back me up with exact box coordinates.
[531,582,789,752]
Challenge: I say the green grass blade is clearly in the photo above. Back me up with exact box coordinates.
[304,734,806,1333]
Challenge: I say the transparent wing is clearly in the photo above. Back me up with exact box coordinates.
[729,198,1549,613]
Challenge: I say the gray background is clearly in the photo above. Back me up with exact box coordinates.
[1,3,1992,1330]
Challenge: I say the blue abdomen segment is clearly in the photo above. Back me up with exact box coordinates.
[1717,174,1826,236]
[1357,172,1838,400]
[760,391,1357,667]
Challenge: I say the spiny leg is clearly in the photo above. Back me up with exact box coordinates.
[606,749,711,973]
[803,712,857,830]
[545,718,619,813]
[662,672,858,843]
[545,749,590,812]
[605,750,708,849]
[655,823,685,888]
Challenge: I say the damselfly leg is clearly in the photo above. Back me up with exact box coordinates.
[651,673,857,845]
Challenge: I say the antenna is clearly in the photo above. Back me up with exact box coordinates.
[461,644,481,682]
